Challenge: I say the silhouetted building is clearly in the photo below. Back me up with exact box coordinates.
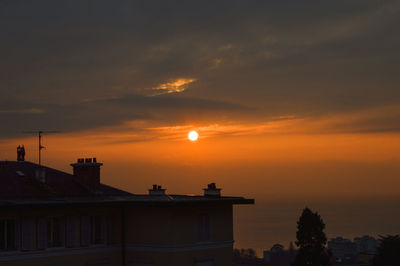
[328,237,358,264]
[0,158,253,266]
[233,248,265,266]
[263,243,296,266]
[354,235,379,254]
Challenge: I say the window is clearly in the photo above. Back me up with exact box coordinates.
[47,217,62,248]
[91,216,105,245]
[66,216,78,247]
[197,214,211,242]
[81,215,106,246]
[37,218,47,249]
[81,216,91,246]
[0,219,16,251]
[21,219,34,251]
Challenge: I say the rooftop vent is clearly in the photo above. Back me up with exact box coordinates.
[203,182,221,197]
[149,184,166,195]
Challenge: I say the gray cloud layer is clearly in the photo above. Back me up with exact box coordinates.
[1,0,400,137]
[0,94,249,137]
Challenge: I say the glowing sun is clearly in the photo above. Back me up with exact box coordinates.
[188,131,199,141]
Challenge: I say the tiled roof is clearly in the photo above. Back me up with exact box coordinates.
[0,161,254,206]
[0,161,131,199]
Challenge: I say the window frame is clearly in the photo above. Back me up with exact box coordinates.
[46,217,64,248]
[196,214,211,243]
[90,215,106,245]
[0,218,17,251]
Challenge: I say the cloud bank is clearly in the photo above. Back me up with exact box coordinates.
[1,0,400,138]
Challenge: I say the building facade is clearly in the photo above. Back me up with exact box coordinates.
[0,158,253,266]
[327,237,358,264]
[354,235,379,254]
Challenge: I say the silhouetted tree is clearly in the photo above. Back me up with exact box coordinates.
[373,235,400,266]
[246,248,257,258]
[233,248,264,265]
[233,248,241,257]
[289,241,295,252]
[234,248,257,259]
[291,207,331,266]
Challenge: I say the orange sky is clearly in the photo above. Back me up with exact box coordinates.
[2,116,400,200]
[1,0,400,202]
[2,1,400,254]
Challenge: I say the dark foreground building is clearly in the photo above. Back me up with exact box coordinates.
[0,157,253,266]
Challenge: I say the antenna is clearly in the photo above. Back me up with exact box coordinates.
[22,130,60,166]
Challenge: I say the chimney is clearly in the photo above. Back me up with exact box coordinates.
[203,182,221,197]
[17,145,25,162]
[149,184,166,195]
[70,158,103,190]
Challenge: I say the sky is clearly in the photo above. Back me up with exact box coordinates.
[1,1,400,206]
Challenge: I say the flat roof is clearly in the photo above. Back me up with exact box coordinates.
[0,194,254,209]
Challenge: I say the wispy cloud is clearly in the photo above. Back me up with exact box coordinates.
[0,108,45,114]
[151,78,196,95]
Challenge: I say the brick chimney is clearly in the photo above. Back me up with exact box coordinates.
[203,182,221,197]
[70,158,103,190]
[149,184,166,195]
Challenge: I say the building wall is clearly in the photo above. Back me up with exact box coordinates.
[127,247,233,266]
[125,204,234,266]
[0,206,122,266]
[0,204,234,266]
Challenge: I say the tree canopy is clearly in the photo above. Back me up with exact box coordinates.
[292,207,331,266]
[373,235,400,266]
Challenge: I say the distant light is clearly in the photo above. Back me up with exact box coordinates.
[188,131,199,141]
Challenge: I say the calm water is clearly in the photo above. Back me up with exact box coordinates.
[233,196,400,256]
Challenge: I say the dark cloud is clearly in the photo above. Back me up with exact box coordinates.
[0,0,399,137]
[0,94,249,137]
[326,107,400,134]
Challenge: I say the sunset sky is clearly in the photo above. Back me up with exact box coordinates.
[1,0,400,202]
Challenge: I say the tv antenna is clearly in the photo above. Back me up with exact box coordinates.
[22,130,60,166]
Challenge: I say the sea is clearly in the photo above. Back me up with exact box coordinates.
[233,196,400,256]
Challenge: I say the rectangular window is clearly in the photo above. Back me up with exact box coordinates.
[197,214,211,242]
[80,215,106,246]
[91,216,105,245]
[47,217,62,248]
[81,216,90,246]
[0,219,16,251]
[66,216,77,248]
[37,218,47,249]
[21,219,34,251]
